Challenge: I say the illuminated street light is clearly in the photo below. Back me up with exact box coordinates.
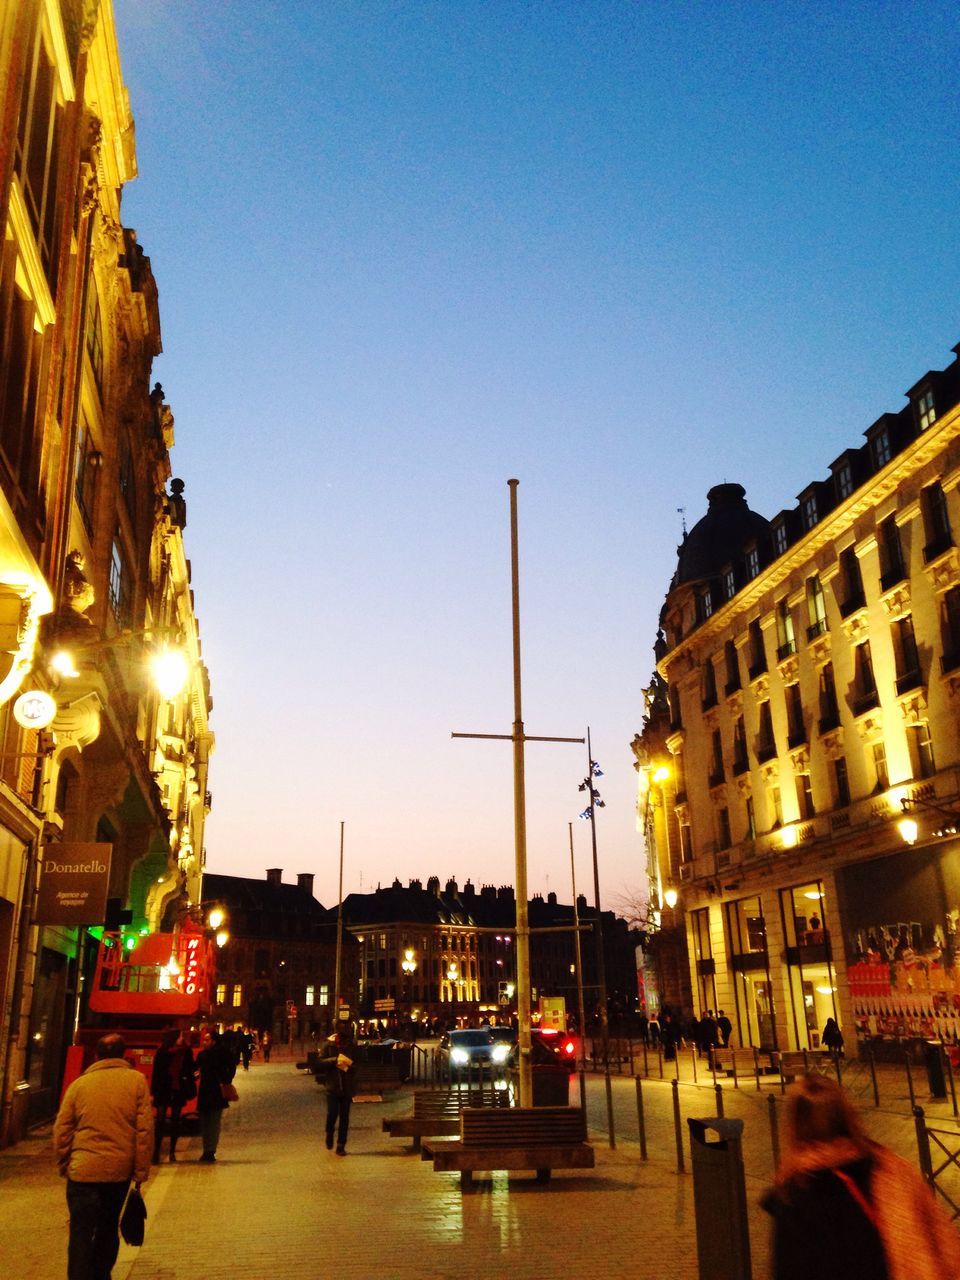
[150,646,190,699]
[663,886,678,910]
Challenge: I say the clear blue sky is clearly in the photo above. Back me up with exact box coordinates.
[113,0,960,910]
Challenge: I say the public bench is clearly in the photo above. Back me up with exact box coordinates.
[383,1088,502,1151]
[777,1050,831,1083]
[711,1047,775,1078]
[423,1106,594,1188]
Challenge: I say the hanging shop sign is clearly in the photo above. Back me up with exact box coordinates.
[35,843,113,925]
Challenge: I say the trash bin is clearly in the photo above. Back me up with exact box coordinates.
[688,1117,751,1280]
[925,1040,947,1098]
[531,1063,571,1106]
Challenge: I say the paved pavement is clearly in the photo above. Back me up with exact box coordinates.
[2,1048,957,1280]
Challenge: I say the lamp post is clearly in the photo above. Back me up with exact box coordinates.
[568,822,588,1109]
[578,728,615,1147]
[402,948,418,1028]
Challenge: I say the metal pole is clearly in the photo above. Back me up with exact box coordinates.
[334,820,345,1022]
[568,823,588,1111]
[586,728,615,1148]
[635,1076,648,1160]
[768,1094,780,1170]
[905,1046,916,1109]
[913,1105,933,1185]
[714,1081,724,1118]
[508,480,533,1109]
[671,1078,685,1173]
[868,1045,880,1108]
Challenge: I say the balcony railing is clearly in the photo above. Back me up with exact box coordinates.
[880,564,906,592]
[776,640,797,661]
[852,688,880,717]
[895,669,923,696]
[923,532,954,565]
[806,618,828,642]
[839,590,866,618]
[756,742,777,764]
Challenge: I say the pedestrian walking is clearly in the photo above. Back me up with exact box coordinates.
[149,1028,196,1162]
[320,1021,357,1155]
[195,1029,237,1163]
[698,1010,718,1058]
[822,1017,844,1056]
[762,1073,960,1280]
[53,1033,152,1280]
[717,1009,732,1047]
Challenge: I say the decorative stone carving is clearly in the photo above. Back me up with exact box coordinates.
[853,709,884,743]
[777,654,799,684]
[924,545,960,594]
[880,581,911,619]
[789,745,811,773]
[42,551,97,649]
[898,689,928,725]
[808,632,832,665]
[52,691,103,758]
[820,727,844,761]
[840,607,869,644]
[752,673,770,700]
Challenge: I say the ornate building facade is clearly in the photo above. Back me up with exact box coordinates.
[639,342,960,1056]
[0,1,212,1140]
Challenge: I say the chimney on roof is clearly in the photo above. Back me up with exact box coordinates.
[462,880,475,898]
[266,868,283,887]
[497,885,515,901]
[427,876,440,896]
[297,873,314,898]
[480,884,496,900]
[547,891,557,905]
[445,878,458,896]
[392,877,402,889]
[409,878,422,891]
[577,893,588,912]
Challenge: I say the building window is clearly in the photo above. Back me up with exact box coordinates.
[835,462,854,501]
[724,640,741,694]
[216,983,226,1005]
[801,493,818,530]
[796,773,815,820]
[922,482,953,561]
[74,422,98,531]
[872,427,891,469]
[838,546,864,615]
[748,619,766,678]
[108,539,131,627]
[733,716,748,774]
[941,586,960,673]
[832,757,851,808]
[232,984,243,1008]
[745,795,756,840]
[717,806,732,849]
[722,567,736,600]
[818,662,840,732]
[806,575,827,640]
[756,701,776,762]
[908,723,936,780]
[85,286,104,397]
[878,516,905,589]
[775,599,796,659]
[746,545,760,579]
[679,823,693,861]
[669,684,682,731]
[305,985,315,1007]
[14,10,66,288]
[785,684,805,747]
[853,642,878,714]
[709,729,725,785]
[697,586,714,622]
[893,616,921,693]
[871,742,889,793]
[773,522,789,557]
[702,658,718,709]
[768,785,783,829]
[917,388,936,431]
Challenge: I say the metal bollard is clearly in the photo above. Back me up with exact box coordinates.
[636,1076,648,1161]
[914,1105,934,1186]
[753,1047,761,1092]
[905,1047,916,1109]
[675,1048,681,1081]
[672,1078,685,1174]
[868,1045,880,1108]
[643,1038,649,1077]
[731,1053,739,1090]
[658,1043,664,1079]
[692,1047,698,1083]
[714,1081,724,1118]
[767,1093,780,1171]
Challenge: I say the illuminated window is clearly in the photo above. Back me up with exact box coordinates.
[806,575,827,639]
[232,984,243,1008]
[319,984,329,1006]
[108,538,130,626]
[917,388,936,431]
[216,983,226,1005]
[908,723,936,780]
[305,984,315,1007]
[871,741,889,792]
[775,599,796,658]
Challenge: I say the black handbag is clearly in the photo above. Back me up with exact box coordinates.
[120,1187,147,1247]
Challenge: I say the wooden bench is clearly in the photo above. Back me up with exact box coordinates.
[777,1050,831,1083]
[423,1106,594,1188]
[711,1047,774,1078]
[383,1088,496,1152]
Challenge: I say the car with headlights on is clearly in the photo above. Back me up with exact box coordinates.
[435,1028,513,1076]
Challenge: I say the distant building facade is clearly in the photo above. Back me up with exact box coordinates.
[641,341,960,1054]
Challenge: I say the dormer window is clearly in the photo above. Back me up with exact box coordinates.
[772,522,789,557]
[746,545,760,579]
[801,493,818,531]
[722,566,736,600]
[872,427,891,469]
[835,461,854,500]
[917,388,936,432]
[696,586,714,622]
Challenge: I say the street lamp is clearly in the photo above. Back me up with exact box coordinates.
[578,729,615,1147]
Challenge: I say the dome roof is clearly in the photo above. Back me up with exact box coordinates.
[673,483,769,587]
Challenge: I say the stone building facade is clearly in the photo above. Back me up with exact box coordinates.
[641,341,960,1055]
[0,1,212,1140]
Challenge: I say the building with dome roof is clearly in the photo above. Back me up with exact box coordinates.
[636,341,960,1056]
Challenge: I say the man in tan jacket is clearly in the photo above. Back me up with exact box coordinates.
[54,1033,153,1279]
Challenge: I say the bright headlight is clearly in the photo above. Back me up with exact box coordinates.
[491,1043,510,1063]
[450,1048,469,1065]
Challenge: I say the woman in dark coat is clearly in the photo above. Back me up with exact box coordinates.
[320,1022,357,1155]
[195,1028,236,1163]
[762,1074,960,1280]
[150,1028,196,1162]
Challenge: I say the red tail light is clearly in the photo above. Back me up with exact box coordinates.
[562,1039,576,1055]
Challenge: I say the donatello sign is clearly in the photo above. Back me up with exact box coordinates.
[35,843,113,925]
